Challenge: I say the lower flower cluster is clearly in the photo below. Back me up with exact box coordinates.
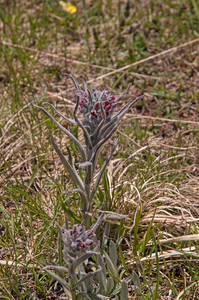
[57,221,96,258]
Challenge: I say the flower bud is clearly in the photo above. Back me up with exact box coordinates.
[86,229,95,239]
[80,242,86,250]
[85,239,93,247]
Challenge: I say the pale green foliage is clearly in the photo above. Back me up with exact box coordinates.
[41,213,130,300]
[34,76,142,299]
[34,75,143,227]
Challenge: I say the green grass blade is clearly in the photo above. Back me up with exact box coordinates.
[152,231,160,300]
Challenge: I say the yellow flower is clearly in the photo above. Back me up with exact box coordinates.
[59,1,77,14]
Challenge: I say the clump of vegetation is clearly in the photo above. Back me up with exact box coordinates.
[34,75,143,299]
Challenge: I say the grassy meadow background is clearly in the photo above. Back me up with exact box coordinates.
[0,0,199,299]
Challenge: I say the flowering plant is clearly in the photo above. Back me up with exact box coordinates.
[34,75,144,227]
[34,75,144,299]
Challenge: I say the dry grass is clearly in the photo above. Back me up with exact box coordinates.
[0,0,199,298]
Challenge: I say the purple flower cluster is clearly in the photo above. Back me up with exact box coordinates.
[78,88,116,124]
[69,225,95,253]
[57,221,96,257]
[56,213,105,262]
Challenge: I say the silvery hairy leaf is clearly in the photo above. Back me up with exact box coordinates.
[90,121,120,168]
[76,293,105,300]
[89,139,118,205]
[109,241,117,270]
[51,133,84,190]
[56,221,66,245]
[73,95,93,149]
[110,94,144,126]
[33,103,86,162]
[132,271,143,299]
[70,250,100,273]
[95,254,107,292]
[63,189,87,199]
[87,294,110,300]
[103,211,134,221]
[102,222,110,250]
[63,189,88,209]
[98,94,144,142]
[77,263,87,293]
[64,73,81,91]
[115,83,132,101]
[42,265,68,273]
[103,251,118,279]
[41,268,71,296]
[107,277,114,295]
[76,292,91,300]
[91,212,105,232]
[75,266,102,288]
[120,280,128,300]
[42,102,77,125]
[76,161,92,168]
[89,124,118,176]
[109,276,133,298]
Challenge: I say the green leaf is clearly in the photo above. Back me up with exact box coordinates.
[132,272,143,300]
[191,0,199,20]
[107,277,114,294]
[133,209,141,256]
[37,254,46,267]
[75,266,102,287]
[28,164,38,188]
[95,254,107,291]
[138,209,156,255]
[139,268,153,298]
[118,219,124,238]
[153,232,160,300]
[117,239,127,271]
[120,280,128,300]
[103,251,118,279]
[109,240,117,269]
[102,222,110,250]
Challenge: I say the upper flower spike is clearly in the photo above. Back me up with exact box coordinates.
[64,74,131,130]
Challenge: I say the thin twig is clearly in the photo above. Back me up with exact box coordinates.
[125,114,199,126]
[118,128,196,150]
[2,40,157,80]
[150,143,196,150]
[88,37,199,83]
